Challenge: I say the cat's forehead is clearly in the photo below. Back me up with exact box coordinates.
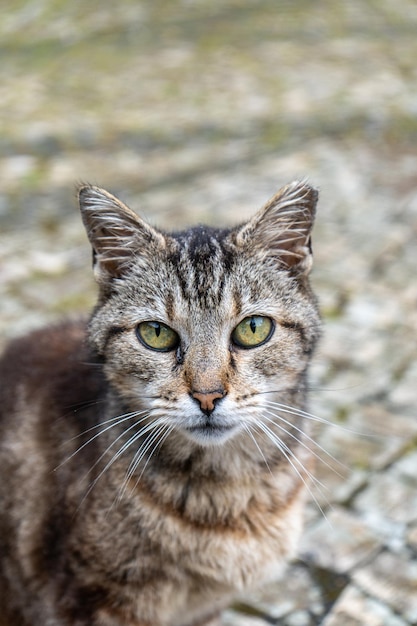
[163,225,291,318]
[120,223,297,325]
[166,225,235,309]
[169,224,233,264]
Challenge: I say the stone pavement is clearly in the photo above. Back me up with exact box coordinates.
[1,1,417,624]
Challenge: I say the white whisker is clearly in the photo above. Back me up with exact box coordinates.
[73,411,143,437]
[260,413,333,494]
[242,423,272,475]
[255,420,331,523]
[263,400,378,438]
[89,418,160,483]
[256,420,318,488]
[129,423,174,492]
[76,416,157,507]
[111,424,175,512]
[55,410,149,471]
[262,409,347,479]
[117,420,171,502]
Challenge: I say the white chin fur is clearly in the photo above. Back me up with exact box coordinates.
[182,424,240,447]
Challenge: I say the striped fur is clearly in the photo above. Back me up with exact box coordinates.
[0,181,320,626]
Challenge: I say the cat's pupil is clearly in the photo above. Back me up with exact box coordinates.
[231,316,273,348]
[136,321,179,352]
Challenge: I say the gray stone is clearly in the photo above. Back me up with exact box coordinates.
[301,507,381,573]
[222,610,268,626]
[2,2,417,625]
[393,450,417,487]
[354,469,417,525]
[283,611,312,626]
[353,550,417,622]
[239,563,323,620]
[322,584,409,626]
[390,360,417,408]
[407,525,417,551]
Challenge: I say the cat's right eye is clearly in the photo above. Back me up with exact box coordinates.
[136,321,179,352]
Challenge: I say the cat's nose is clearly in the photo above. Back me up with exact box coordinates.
[191,389,225,415]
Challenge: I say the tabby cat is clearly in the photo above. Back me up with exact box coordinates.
[0,181,320,626]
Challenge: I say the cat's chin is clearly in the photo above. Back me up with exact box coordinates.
[182,423,239,447]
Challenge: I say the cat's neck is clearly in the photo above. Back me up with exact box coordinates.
[91,391,306,523]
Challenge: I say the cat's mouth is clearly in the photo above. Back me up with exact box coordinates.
[184,419,238,446]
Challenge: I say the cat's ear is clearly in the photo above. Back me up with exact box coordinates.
[235,181,318,275]
[78,185,165,286]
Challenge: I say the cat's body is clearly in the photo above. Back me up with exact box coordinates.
[0,181,320,626]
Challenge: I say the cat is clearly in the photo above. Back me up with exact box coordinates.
[0,180,321,626]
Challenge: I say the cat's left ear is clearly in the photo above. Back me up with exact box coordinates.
[235,181,318,276]
[78,184,165,288]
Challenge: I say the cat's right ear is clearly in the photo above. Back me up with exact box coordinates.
[78,185,165,289]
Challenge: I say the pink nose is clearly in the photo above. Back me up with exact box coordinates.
[192,390,225,413]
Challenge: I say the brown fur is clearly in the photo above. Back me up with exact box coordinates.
[0,181,320,625]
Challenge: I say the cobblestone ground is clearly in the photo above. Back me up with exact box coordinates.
[1,1,417,624]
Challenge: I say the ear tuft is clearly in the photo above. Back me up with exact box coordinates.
[78,184,164,288]
[236,181,318,275]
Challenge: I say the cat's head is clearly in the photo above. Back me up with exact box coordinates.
[79,182,320,448]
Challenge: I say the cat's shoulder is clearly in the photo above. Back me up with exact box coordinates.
[0,319,105,417]
[0,318,87,376]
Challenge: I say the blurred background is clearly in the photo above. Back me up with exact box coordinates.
[1,1,416,624]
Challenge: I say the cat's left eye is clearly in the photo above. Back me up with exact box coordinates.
[232,316,274,348]
[136,321,179,352]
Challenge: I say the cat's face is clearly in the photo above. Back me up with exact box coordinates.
[80,182,320,448]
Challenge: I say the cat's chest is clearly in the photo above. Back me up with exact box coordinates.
[122,475,305,590]
[147,485,305,626]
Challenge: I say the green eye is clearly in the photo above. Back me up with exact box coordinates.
[232,316,274,348]
[136,321,179,352]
